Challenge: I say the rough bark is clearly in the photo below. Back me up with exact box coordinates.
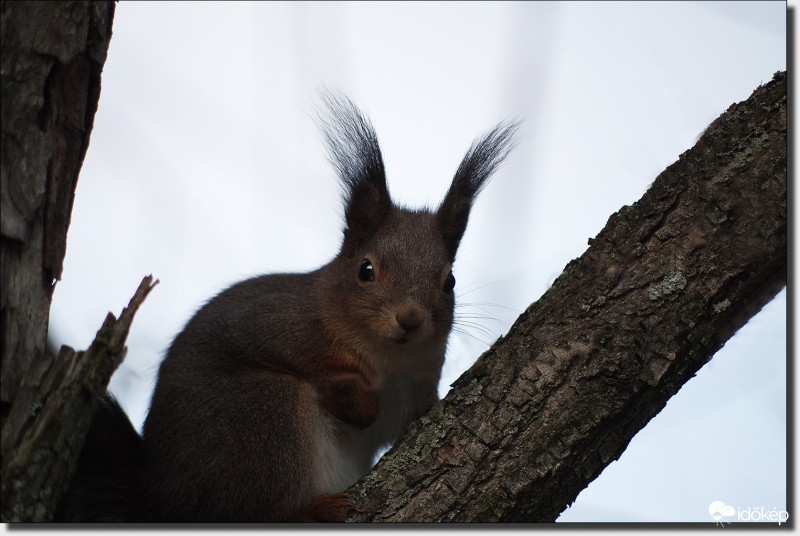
[348,71,786,522]
[2,277,157,522]
[0,0,117,522]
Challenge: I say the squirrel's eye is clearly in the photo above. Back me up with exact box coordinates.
[358,259,375,282]
[443,271,455,294]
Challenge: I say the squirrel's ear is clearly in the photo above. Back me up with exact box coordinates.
[436,120,520,260]
[318,92,391,254]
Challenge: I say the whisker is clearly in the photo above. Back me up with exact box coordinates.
[456,300,519,314]
[453,305,509,329]
[454,312,504,326]
[454,279,513,299]
[450,325,496,347]
[452,319,500,342]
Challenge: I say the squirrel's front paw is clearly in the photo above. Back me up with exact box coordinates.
[317,372,379,428]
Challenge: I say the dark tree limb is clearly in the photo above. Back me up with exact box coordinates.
[348,72,786,522]
[0,1,117,522]
[2,276,157,522]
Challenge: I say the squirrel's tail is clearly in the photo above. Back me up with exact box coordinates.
[55,393,146,522]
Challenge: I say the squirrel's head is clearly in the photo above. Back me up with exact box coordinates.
[316,94,519,372]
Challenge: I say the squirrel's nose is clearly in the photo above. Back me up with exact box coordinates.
[396,307,425,333]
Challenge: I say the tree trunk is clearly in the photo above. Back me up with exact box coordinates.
[0,1,119,522]
[347,71,786,522]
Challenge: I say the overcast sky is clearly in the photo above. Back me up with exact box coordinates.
[48,1,787,524]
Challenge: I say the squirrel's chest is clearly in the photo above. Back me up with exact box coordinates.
[312,374,431,495]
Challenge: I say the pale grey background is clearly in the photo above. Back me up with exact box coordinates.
[48,1,787,523]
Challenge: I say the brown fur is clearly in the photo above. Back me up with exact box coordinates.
[56,95,518,522]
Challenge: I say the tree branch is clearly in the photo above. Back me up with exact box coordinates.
[0,0,117,521]
[2,276,157,521]
[348,71,786,522]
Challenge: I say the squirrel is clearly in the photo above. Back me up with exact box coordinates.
[55,94,518,522]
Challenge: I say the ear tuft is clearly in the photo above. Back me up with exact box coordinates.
[437,120,521,259]
[317,91,391,250]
